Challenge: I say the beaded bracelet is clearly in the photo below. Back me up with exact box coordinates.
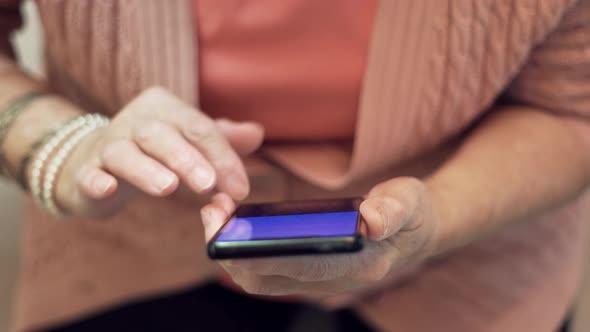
[29,115,92,209]
[40,114,109,217]
[0,91,49,177]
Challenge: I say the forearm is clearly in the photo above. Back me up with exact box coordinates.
[426,106,590,254]
[0,65,82,182]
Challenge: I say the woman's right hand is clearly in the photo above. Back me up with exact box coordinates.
[50,87,264,219]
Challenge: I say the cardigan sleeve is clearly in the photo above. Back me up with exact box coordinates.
[506,0,590,119]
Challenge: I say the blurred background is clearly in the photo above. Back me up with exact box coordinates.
[0,2,589,331]
[1,1,43,330]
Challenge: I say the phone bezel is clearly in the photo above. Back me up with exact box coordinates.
[207,198,364,259]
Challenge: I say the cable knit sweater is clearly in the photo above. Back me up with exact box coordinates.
[1,0,590,331]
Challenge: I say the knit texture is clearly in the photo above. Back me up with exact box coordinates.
[40,0,196,114]
[267,0,588,188]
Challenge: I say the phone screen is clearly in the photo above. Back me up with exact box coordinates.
[216,211,359,242]
[208,198,363,259]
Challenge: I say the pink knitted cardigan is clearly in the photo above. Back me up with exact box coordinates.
[1,0,590,331]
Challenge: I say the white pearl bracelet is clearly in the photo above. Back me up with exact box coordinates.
[29,113,110,217]
[29,115,92,209]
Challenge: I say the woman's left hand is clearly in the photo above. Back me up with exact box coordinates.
[200,177,442,298]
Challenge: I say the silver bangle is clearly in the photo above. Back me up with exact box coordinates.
[0,91,49,178]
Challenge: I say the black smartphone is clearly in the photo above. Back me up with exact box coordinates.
[207,198,364,259]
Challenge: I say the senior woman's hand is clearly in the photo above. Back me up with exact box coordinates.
[200,177,441,297]
[52,87,264,218]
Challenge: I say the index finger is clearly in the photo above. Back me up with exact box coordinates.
[201,193,236,241]
[144,88,250,200]
[179,111,249,200]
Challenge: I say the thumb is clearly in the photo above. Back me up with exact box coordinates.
[215,119,264,156]
[361,177,424,241]
[201,205,229,242]
[360,196,409,241]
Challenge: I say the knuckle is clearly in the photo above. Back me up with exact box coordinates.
[124,87,166,111]
[127,86,182,115]
[183,120,218,144]
[134,121,168,143]
[142,86,170,99]
[214,156,241,176]
[167,152,198,173]
[383,196,405,218]
[100,139,130,163]
[379,196,409,236]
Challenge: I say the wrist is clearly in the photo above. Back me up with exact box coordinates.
[424,177,459,256]
[0,91,50,178]
[28,113,110,217]
[4,95,83,181]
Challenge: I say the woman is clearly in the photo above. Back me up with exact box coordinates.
[1,0,589,331]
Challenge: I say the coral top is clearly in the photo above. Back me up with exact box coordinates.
[194,0,376,295]
[195,0,376,141]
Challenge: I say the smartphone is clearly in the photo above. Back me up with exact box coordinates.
[207,198,364,259]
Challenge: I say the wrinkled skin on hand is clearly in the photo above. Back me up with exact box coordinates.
[201,177,441,302]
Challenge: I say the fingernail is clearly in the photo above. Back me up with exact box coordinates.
[227,171,249,199]
[360,202,385,239]
[156,173,176,192]
[97,177,114,195]
[191,167,215,191]
[360,202,381,223]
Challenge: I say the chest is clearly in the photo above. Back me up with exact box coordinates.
[38,0,572,149]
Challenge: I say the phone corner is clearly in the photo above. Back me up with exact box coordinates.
[206,242,217,260]
[353,234,365,251]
